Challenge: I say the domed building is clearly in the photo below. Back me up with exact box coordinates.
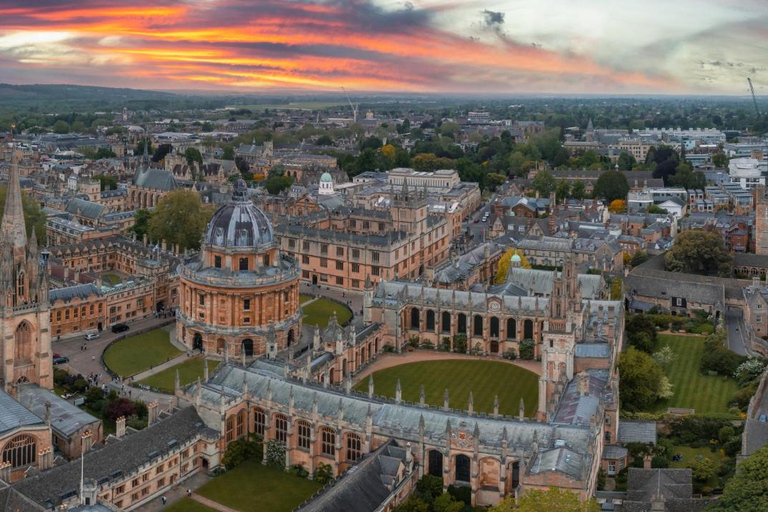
[318,171,335,196]
[177,180,301,360]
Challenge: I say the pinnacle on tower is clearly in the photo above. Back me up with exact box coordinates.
[2,145,28,258]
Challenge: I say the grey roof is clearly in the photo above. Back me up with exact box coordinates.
[132,167,178,191]
[49,283,101,303]
[618,421,657,445]
[602,445,628,460]
[65,198,104,220]
[12,407,210,509]
[575,343,611,358]
[506,268,603,300]
[17,385,100,438]
[621,468,711,512]
[298,440,406,512]
[0,486,43,512]
[530,446,585,480]
[0,389,45,436]
[204,181,274,249]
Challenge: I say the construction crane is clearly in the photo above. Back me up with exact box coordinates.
[341,87,358,124]
[748,77,760,116]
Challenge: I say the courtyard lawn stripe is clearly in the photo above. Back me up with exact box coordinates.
[138,357,221,393]
[301,298,352,328]
[354,359,538,416]
[103,329,182,378]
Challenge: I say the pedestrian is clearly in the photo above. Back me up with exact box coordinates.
[92,355,95,362]
[187,490,192,497]
[128,389,132,397]
[161,496,166,505]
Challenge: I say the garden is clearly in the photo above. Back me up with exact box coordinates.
[353,359,539,416]
[301,297,352,328]
[138,357,220,394]
[103,328,182,378]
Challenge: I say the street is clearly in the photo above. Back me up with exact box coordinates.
[725,307,750,356]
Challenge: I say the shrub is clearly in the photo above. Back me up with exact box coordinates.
[265,440,286,469]
[652,456,669,468]
[420,341,434,350]
[447,485,471,506]
[222,438,262,469]
[289,464,309,478]
[452,334,467,354]
[440,337,451,351]
[718,426,735,445]
[71,378,89,394]
[689,457,716,481]
[692,323,715,335]
[126,416,146,430]
[85,386,104,404]
[314,463,334,484]
[416,474,444,500]
[502,349,517,360]
[519,339,536,360]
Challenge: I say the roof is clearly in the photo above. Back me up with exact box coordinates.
[618,421,657,445]
[49,283,101,303]
[204,181,274,249]
[12,407,210,509]
[17,385,100,438]
[0,389,45,436]
[621,468,710,512]
[132,167,178,191]
[65,198,104,220]
[602,445,628,460]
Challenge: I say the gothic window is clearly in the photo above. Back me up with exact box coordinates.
[275,414,288,444]
[346,434,362,462]
[14,322,32,364]
[507,318,517,339]
[426,310,435,330]
[236,410,246,438]
[410,309,420,329]
[428,450,443,478]
[214,256,221,268]
[2,435,36,468]
[16,271,24,302]
[321,428,335,457]
[225,416,235,442]
[455,454,470,482]
[524,319,534,340]
[297,421,311,450]
[490,317,500,337]
[254,408,265,436]
[441,312,451,333]
[473,315,483,337]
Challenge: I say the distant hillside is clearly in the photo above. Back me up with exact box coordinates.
[0,83,177,102]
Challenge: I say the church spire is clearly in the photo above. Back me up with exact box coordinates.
[2,145,28,258]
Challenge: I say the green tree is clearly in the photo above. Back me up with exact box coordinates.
[184,147,203,167]
[147,190,212,251]
[664,230,732,277]
[618,347,667,412]
[532,170,556,197]
[647,205,668,214]
[93,174,117,191]
[491,488,599,511]
[708,445,768,511]
[222,145,235,160]
[626,315,658,353]
[52,120,70,134]
[593,170,629,202]
[0,186,46,243]
[570,181,586,200]
[71,120,87,134]
[265,175,293,195]
[316,134,334,146]
[433,493,463,512]
[712,152,728,168]
[555,179,571,201]
[630,251,649,267]
[669,163,706,189]
[689,457,716,482]
[129,209,152,240]
[617,152,637,171]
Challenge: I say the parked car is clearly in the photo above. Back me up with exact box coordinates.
[759,414,767,422]
[111,323,129,333]
[85,333,100,341]
[53,356,69,365]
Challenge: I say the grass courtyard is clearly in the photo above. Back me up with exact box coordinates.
[196,460,322,512]
[101,273,121,285]
[354,359,539,417]
[650,334,739,415]
[103,328,182,378]
[300,293,313,304]
[301,298,352,328]
[138,357,221,393]
[166,499,215,512]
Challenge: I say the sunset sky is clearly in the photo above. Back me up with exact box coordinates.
[1,0,767,95]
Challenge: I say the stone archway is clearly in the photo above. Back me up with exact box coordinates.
[242,339,254,357]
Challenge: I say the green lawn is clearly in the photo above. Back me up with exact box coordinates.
[166,498,216,512]
[300,294,313,304]
[103,329,182,378]
[651,334,739,415]
[668,443,727,491]
[101,273,121,285]
[301,298,352,328]
[354,360,539,417]
[196,460,322,512]
[138,357,221,393]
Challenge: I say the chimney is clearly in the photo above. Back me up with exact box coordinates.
[148,401,158,425]
[82,430,93,454]
[643,454,652,470]
[44,401,51,426]
[753,276,761,291]
[577,372,590,396]
[116,416,126,438]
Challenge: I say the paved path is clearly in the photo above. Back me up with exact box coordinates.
[301,282,363,327]
[130,352,191,382]
[134,471,211,512]
[190,494,239,512]
[351,350,542,386]
[725,306,753,356]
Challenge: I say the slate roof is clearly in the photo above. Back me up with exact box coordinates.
[506,268,603,300]
[132,168,178,191]
[618,421,657,445]
[619,468,710,512]
[49,283,101,303]
[17,385,100,438]
[575,343,611,358]
[12,407,210,509]
[297,440,407,512]
[602,445,628,460]
[0,389,45,436]
[65,198,104,220]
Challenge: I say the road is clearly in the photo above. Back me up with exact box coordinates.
[725,306,750,356]
[465,200,493,242]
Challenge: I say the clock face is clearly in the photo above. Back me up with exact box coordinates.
[489,301,500,312]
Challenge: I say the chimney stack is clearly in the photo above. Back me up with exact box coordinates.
[116,416,126,438]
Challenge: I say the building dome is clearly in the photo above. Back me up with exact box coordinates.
[511,253,522,263]
[204,180,274,249]
[320,172,333,183]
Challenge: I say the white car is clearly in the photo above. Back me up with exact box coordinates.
[85,333,100,341]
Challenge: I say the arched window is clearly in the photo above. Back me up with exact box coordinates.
[2,435,36,468]
[16,271,24,302]
[321,428,336,457]
[524,319,534,340]
[442,312,451,333]
[239,258,248,271]
[455,454,470,482]
[274,414,288,444]
[410,308,420,329]
[254,408,265,436]
[225,416,235,442]
[426,310,435,330]
[473,315,483,337]
[346,434,362,462]
[297,420,311,450]
[457,314,467,334]
[14,322,33,364]
[242,339,253,357]
[236,410,246,438]
[428,450,443,478]
[490,317,500,337]
[506,318,517,339]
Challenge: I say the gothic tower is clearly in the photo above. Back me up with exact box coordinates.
[391,179,427,235]
[0,146,52,393]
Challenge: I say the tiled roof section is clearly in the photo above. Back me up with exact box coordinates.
[575,343,611,358]
[132,168,178,191]
[297,440,407,512]
[17,385,100,438]
[553,371,610,428]
[65,198,104,220]
[618,421,657,445]
[0,389,45,436]
[0,486,43,512]
[12,407,209,508]
[530,446,585,480]
[49,283,101,303]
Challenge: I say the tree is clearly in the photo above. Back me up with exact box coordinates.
[617,152,637,171]
[608,199,626,213]
[491,488,599,511]
[381,144,396,163]
[184,147,203,167]
[618,347,667,411]
[433,493,463,512]
[712,152,728,168]
[593,170,629,202]
[495,249,531,283]
[265,175,293,195]
[52,120,70,134]
[532,170,556,197]
[647,205,668,214]
[570,181,586,200]
[222,145,235,160]
[316,134,334,146]
[0,186,46,243]
[669,163,706,189]
[519,339,536,360]
[555,179,571,201]
[626,314,658,353]
[709,445,768,511]
[93,174,117,191]
[664,230,732,277]
[129,209,152,241]
[689,457,716,482]
[147,190,212,251]
[630,251,649,267]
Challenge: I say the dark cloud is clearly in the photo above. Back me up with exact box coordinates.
[482,10,505,27]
